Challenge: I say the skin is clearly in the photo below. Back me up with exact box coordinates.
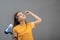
[16,12,26,26]
[25,10,42,24]
[13,10,42,40]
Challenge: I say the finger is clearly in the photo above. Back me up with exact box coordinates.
[25,11,29,14]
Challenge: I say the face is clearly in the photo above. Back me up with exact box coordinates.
[16,12,26,21]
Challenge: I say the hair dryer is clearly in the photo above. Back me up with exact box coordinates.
[4,24,13,34]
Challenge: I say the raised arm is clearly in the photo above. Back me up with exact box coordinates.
[25,10,42,24]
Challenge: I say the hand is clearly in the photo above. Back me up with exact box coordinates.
[25,10,32,15]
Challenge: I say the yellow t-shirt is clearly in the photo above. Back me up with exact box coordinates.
[13,22,36,40]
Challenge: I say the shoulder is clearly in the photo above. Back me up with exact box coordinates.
[13,25,19,30]
[27,22,34,24]
[28,22,37,28]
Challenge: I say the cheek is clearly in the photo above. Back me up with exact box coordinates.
[18,15,26,20]
[19,16,23,19]
[18,18,20,21]
[18,16,23,20]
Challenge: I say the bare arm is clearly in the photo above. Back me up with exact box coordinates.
[12,29,17,40]
[12,33,17,40]
[25,10,42,24]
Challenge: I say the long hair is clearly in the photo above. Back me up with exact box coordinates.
[13,11,27,27]
[12,11,27,40]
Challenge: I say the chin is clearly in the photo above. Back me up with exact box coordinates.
[24,17,26,19]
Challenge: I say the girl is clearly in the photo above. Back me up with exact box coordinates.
[12,10,42,40]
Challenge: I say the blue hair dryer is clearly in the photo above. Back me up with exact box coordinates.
[4,24,13,34]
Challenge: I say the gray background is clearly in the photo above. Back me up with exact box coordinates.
[0,0,60,40]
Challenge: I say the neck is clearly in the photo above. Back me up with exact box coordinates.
[19,20,26,25]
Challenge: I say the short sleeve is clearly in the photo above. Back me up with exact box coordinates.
[31,22,37,29]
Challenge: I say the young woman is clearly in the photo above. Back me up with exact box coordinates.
[12,10,42,40]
